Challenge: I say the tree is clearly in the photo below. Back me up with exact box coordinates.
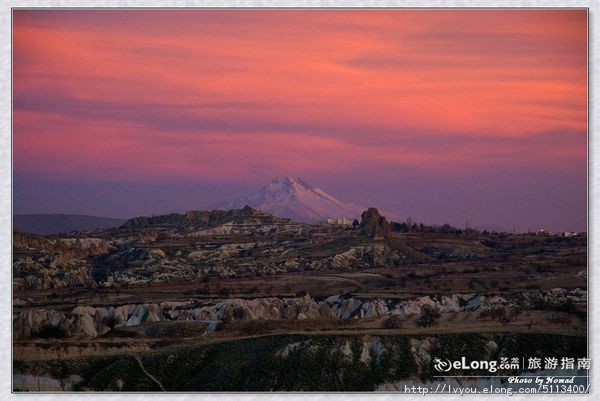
[499,310,513,326]
[106,316,120,332]
[488,306,519,326]
[416,305,441,327]
[35,323,68,339]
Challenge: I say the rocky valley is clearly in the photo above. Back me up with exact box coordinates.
[13,206,588,391]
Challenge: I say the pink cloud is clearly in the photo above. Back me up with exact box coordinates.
[13,10,587,183]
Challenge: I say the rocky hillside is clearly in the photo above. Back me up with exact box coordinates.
[14,288,586,340]
[13,207,412,289]
[13,231,112,290]
[13,332,586,391]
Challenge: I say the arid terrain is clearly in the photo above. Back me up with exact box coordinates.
[13,206,587,391]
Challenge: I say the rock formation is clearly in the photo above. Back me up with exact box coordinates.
[12,288,585,340]
[359,208,390,238]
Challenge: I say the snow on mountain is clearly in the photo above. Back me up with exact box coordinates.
[213,177,364,223]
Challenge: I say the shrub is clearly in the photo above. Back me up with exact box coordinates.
[106,316,120,332]
[106,328,139,338]
[239,320,267,336]
[214,321,224,331]
[415,305,441,327]
[34,323,68,339]
[499,313,513,326]
[488,306,520,326]
[382,315,403,329]
[222,309,234,324]
[558,299,577,316]
[489,306,506,321]
[232,306,248,320]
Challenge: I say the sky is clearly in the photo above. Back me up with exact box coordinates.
[13,9,587,232]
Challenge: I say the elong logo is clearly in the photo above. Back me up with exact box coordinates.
[433,357,499,373]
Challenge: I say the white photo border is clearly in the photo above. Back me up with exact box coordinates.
[0,1,595,400]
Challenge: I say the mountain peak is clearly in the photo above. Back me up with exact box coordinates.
[273,176,297,183]
[267,177,313,194]
[213,177,364,223]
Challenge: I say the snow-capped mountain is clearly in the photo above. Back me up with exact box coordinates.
[213,177,364,223]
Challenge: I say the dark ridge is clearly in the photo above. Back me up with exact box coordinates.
[13,214,127,235]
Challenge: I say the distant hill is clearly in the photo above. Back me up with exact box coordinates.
[13,214,127,235]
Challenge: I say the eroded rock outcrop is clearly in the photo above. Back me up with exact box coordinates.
[359,208,390,238]
[13,231,111,290]
[13,288,585,340]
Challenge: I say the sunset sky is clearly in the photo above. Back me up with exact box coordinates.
[13,9,587,231]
